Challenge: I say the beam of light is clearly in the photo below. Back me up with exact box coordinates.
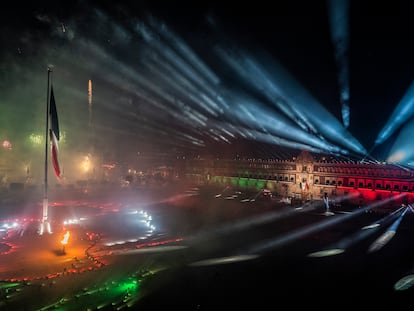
[225,94,349,154]
[375,80,414,145]
[133,20,228,114]
[2,3,385,165]
[103,94,208,147]
[134,20,216,91]
[187,192,360,250]
[307,205,406,257]
[147,16,220,86]
[386,118,414,165]
[215,47,367,155]
[322,193,334,216]
[75,41,183,109]
[61,230,70,245]
[360,205,405,229]
[247,193,405,255]
[203,90,347,154]
[327,0,350,128]
[367,206,409,253]
[187,200,327,245]
[26,9,365,158]
[144,54,220,117]
[189,254,259,267]
[215,47,314,132]
[394,274,414,291]
[231,127,329,154]
[249,189,266,202]
[112,245,188,254]
[394,205,414,291]
[214,185,229,198]
[73,37,227,146]
[69,43,212,148]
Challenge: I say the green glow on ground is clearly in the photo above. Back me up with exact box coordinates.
[0,282,20,290]
[40,276,141,311]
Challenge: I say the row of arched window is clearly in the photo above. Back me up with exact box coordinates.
[315,166,413,178]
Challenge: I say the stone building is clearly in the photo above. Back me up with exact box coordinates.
[183,150,414,207]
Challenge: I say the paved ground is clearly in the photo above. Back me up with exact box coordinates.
[1,184,414,310]
[133,195,414,310]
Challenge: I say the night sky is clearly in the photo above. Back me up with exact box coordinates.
[1,0,414,166]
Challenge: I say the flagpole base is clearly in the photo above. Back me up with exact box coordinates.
[39,221,52,235]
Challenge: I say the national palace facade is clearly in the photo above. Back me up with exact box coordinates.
[183,150,414,206]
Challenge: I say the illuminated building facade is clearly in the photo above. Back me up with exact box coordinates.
[184,150,414,206]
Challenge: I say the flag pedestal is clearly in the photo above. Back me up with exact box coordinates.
[39,221,52,235]
[39,199,52,235]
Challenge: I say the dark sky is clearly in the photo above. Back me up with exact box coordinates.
[1,0,414,164]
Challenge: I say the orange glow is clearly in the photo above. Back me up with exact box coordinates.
[81,155,91,172]
[88,79,92,106]
[103,163,116,169]
[61,231,70,245]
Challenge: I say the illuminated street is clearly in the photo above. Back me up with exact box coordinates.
[0,184,414,310]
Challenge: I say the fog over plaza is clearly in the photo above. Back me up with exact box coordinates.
[2,1,414,310]
[1,0,414,185]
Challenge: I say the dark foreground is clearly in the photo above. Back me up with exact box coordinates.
[1,184,414,310]
[133,194,414,310]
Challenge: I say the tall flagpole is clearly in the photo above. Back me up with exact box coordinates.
[41,67,52,235]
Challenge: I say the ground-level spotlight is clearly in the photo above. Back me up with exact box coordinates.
[60,230,70,255]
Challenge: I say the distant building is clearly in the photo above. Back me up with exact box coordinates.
[183,150,414,207]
